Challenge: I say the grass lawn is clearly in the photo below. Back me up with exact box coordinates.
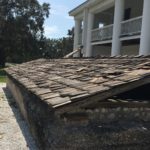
[0,63,17,83]
[0,68,6,83]
[0,76,7,83]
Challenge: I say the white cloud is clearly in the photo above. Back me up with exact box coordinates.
[65,15,73,20]
[44,25,59,38]
[51,4,69,17]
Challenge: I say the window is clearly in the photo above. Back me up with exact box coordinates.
[124,8,131,20]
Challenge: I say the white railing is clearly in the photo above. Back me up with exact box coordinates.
[91,16,142,42]
[121,16,142,36]
[91,24,113,42]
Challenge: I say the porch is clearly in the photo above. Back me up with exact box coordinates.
[71,0,150,57]
[91,16,142,43]
[79,0,143,45]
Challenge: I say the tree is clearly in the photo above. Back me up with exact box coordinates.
[67,27,74,39]
[0,0,50,66]
[43,28,74,59]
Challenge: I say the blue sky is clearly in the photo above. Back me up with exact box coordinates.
[39,0,86,39]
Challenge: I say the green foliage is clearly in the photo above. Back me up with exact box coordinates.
[43,28,74,58]
[0,0,74,64]
[0,0,50,65]
[43,37,73,58]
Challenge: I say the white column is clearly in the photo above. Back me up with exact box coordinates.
[73,19,81,57]
[111,0,124,56]
[82,8,88,57]
[139,0,150,55]
[85,12,94,57]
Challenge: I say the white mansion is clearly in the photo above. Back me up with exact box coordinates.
[69,0,150,57]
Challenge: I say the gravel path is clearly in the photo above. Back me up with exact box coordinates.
[0,83,38,150]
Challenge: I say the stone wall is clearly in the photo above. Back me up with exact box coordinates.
[7,76,150,150]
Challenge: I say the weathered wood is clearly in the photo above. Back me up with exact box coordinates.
[5,57,150,109]
[64,48,81,58]
[59,88,87,97]
[40,93,60,100]
[32,88,52,95]
[103,80,126,87]
[46,97,71,108]
[56,76,150,113]
[89,77,108,84]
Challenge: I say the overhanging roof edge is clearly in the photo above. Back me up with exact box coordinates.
[69,1,89,16]
[69,0,106,17]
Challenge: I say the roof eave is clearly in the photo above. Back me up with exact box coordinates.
[69,1,89,16]
[69,0,104,17]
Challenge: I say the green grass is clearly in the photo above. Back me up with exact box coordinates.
[0,76,6,83]
[0,63,17,83]
[0,68,6,83]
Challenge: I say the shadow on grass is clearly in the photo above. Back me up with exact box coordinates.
[2,87,38,150]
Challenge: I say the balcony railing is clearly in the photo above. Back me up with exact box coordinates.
[121,16,142,36]
[91,16,142,42]
[91,24,113,42]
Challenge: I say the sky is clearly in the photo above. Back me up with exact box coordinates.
[39,0,86,39]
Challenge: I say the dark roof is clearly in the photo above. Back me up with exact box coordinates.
[5,57,150,111]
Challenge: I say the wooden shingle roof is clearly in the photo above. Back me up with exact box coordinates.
[5,57,150,111]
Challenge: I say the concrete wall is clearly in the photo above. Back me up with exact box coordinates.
[7,78,28,121]
[6,76,150,150]
[121,44,139,55]
[92,45,111,56]
[6,76,55,149]
[92,44,139,56]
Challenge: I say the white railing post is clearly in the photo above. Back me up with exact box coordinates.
[140,0,150,55]
[111,0,125,56]
[82,8,88,57]
[91,16,142,43]
[85,12,94,57]
[73,19,81,57]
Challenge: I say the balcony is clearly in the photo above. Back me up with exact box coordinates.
[91,16,142,42]
[91,24,113,42]
[121,16,142,37]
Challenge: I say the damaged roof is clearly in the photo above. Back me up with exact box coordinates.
[5,57,150,110]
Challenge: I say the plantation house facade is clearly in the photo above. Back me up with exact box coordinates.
[69,0,150,57]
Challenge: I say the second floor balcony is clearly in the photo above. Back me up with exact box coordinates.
[91,16,142,42]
